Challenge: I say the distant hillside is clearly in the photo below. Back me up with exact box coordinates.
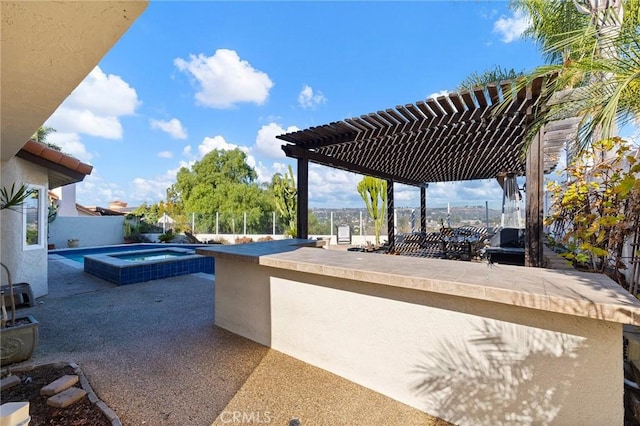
[310,206,504,234]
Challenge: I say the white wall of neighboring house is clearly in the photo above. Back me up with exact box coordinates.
[52,183,95,217]
[54,184,78,216]
[1,157,49,298]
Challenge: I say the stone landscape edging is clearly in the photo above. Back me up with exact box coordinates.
[1,361,122,426]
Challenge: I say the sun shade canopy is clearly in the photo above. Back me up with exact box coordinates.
[278,77,567,186]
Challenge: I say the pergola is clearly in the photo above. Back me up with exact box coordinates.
[277,77,572,267]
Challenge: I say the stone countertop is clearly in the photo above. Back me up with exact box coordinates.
[196,238,324,262]
[197,240,640,326]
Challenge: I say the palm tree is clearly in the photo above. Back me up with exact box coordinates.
[31,126,61,151]
[507,0,640,154]
[512,0,593,64]
[458,65,525,91]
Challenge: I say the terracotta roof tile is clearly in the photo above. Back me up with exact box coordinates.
[77,163,93,175]
[23,139,45,156]
[40,148,63,163]
[21,140,93,176]
[58,155,80,171]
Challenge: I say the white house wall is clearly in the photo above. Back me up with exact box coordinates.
[1,157,49,297]
[49,216,125,249]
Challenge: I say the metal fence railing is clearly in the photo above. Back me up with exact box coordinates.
[136,206,502,237]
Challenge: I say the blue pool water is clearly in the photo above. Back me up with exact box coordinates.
[113,250,189,262]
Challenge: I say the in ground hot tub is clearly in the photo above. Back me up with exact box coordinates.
[84,247,214,285]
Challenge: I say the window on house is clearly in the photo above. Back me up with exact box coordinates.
[23,184,46,250]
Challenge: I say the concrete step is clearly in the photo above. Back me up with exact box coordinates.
[46,387,87,408]
[40,374,79,396]
[0,375,20,391]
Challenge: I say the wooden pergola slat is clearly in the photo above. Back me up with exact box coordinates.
[277,77,570,267]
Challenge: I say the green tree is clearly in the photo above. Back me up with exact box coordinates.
[357,176,387,245]
[308,211,331,235]
[173,149,272,233]
[272,165,297,236]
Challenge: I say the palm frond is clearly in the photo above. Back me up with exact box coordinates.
[0,183,34,212]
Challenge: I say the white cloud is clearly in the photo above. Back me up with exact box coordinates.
[77,169,176,207]
[251,160,293,185]
[255,123,299,159]
[76,173,126,206]
[493,11,529,43]
[195,134,259,173]
[131,177,173,203]
[252,161,275,184]
[394,184,419,204]
[182,145,192,157]
[167,160,195,180]
[47,108,123,139]
[158,151,173,159]
[150,118,188,139]
[298,85,327,109]
[46,66,140,139]
[47,132,93,163]
[197,135,248,157]
[428,90,449,99]
[308,165,362,207]
[174,49,274,108]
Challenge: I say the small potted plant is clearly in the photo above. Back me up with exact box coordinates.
[0,183,39,366]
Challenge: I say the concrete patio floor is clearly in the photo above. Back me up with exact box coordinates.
[7,256,449,425]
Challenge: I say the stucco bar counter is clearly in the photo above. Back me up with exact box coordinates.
[198,239,640,425]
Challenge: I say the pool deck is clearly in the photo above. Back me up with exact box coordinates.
[3,254,448,425]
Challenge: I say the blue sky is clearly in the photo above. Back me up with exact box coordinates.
[45,1,544,210]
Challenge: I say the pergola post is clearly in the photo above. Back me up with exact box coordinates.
[420,184,428,233]
[525,128,544,267]
[387,179,394,252]
[296,157,309,239]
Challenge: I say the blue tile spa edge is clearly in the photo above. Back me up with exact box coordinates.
[83,247,214,285]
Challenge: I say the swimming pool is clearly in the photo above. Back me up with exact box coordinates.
[50,244,215,285]
[51,244,206,264]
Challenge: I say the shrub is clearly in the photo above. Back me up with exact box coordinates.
[545,138,640,284]
[234,236,254,244]
[158,230,176,243]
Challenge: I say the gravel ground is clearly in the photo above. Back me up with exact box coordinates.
[6,257,447,426]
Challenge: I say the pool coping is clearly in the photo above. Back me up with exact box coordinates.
[85,247,196,268]
[48,244,214,271]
